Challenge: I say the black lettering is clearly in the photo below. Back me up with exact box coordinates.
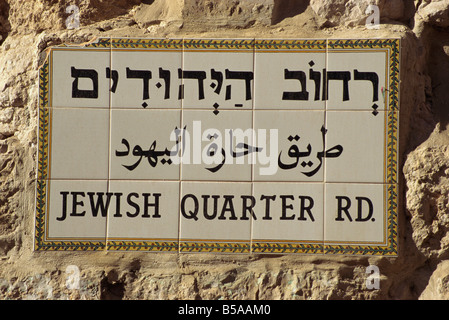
[282,69,309,100]
[158,68,171,99]
[71,67,98,99]
[325,71,351,101]
[260,195,276,220]
[202,195,220,220]
[126,192,140,218]
[218,195,237,220]
[106,67,119,93]
[241,195,256,220]
[355,196,374,222]
[336,196,352,221]
[210,69,223,94]
[181,194,199,221]
[113,192,123,217]
[309,68,321,101]
[70,191,86,217]
[298,196,315,222]
[126,67,152,100]
[142,193,161,218]
[87,192,112,217]
[225,69,254,101]
[354,70,379,102]
[58,191,69,221]
[280,195,295,220]
[178,69,206,100]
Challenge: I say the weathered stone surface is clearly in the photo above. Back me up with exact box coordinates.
[182,0,274,28]
[310,0,409,26]
[420,260,449,299]
[131,0,183,29]
[416,0,449,28]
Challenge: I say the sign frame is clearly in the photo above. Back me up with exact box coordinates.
[34,38,400,255]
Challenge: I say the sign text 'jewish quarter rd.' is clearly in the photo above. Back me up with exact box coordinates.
[35,38,400,255]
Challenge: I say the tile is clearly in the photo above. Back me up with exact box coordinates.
[106,180,179,251]
[109,109,181,180]
[180,109,253,181]
[110,38,183,109]
[251,182,324,254]
[324,110,386,183]
[45,179,108,242]
[326,48,388,112]
[50,47,111,109]
[182,38,254,110]
[324,183,386,246]
[253,110,326,182]
[48,107,110,180]
[254,39,327,110]
[179,181,252,253]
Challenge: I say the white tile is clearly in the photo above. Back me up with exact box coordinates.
[51,48,111,109]
[252,182,324,242]
[110,44,182,109]
[254,40,326,110]
[109,109,181,180]
[182,39,254,110]
[49,108,110,180]
[253,110,326,182]
[180,109,253,181]
[46,179,108,240]
[324,111,386,183]
[324,183,386,245]
[179,181,252,252]
[326,50,388,111]
[107,180,179,243]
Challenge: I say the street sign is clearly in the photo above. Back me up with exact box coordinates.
[35,38,400,255]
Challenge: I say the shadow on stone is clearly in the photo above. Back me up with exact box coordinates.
[271,0,309,25]
[0,0,10,45]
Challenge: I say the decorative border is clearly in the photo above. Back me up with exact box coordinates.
[179,242,250,254]
[35,62,50,251]
[107,240,178,252]
[111,38,183,50]
[328,38,400,113]
[35,38,400,255]
[324,39,400,256]
[255,39,327,51]
[183,38,254,50]
[251,242,324,255]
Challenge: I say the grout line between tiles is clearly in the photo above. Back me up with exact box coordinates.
[250,38,255,254]
[43,178,391,184]
[177,39,185,253]
[322,38,328,254]
[106,36,112,251]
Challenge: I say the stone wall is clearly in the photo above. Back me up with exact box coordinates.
[1,0,449,300]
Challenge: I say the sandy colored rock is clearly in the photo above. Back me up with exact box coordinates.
[310,0,410,26]
[182,0,275,28]
[131,0,183,28]
[417,0,449,27]
[420,260,449,299]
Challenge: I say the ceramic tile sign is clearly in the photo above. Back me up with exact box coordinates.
[35,38,400,255]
